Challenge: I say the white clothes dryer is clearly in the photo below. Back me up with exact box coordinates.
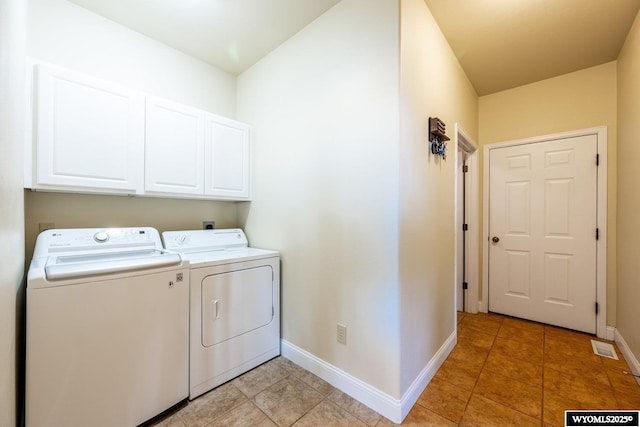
[162,228,280,399]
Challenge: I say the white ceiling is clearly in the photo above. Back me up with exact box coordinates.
[67,0,640,95]
[67,0,342,76]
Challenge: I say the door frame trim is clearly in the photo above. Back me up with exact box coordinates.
[481,126,607,338]
[454,124,479,313]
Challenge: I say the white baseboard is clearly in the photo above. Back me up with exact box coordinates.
[478,300,487,313]
[398,330,457,420]
[605,325,615,341]
[614,328,640,386]
[280,330,457,424]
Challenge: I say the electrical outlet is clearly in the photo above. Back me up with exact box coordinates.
[337,323,347,345]
[202,221,215,230]
[39,222,55,233]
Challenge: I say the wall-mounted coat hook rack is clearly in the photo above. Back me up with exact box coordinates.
[429,117,450,159]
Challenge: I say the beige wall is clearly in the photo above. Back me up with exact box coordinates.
[616,10,640,359]
[238,0,402,397]
[399,0,478,393]
[238,0,479,404]
[24,192,238,261]
[24,0,241,263]
[479,62,618,325]
[0,0,26,424]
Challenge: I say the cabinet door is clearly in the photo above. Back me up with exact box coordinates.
[204,115,251,200]
[33,65,144,193]
[145,97,205,195]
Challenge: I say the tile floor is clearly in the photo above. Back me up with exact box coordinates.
[152,312,640,426]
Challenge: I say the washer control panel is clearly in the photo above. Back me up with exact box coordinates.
[35,227,163,254]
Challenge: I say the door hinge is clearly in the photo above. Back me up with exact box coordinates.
[596,154,600,166]
[596,228,599,240]
[462,282,468,290]
[463,165,469,173]
[463,223,468,231]
[595,302,599,315]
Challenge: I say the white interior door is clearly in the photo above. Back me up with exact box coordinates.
[488,135,598,333]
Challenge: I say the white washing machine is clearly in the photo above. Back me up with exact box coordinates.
[26,227,189,427]
[162,228,280,399]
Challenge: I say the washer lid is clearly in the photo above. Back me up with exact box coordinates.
[29,227,184,286]
[44,249,182,281]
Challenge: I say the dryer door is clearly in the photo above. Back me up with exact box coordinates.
[201,266,274,347]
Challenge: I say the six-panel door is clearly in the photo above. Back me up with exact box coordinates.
[488,135,598,333]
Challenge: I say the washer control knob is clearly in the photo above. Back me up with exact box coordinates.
[94,231,109,243]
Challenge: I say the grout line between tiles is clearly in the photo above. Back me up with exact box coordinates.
[458,315,501,423]
[471,316,546,424]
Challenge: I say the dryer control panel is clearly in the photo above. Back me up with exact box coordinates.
[163,229,248,253]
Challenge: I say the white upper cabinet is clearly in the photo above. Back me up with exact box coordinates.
[145,97,205,196]
[204,115,251,200]
[144,97,251,200]
[26,63,251,201]
[31,64,145,194]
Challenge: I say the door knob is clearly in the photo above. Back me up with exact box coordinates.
[492,236,500,243]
